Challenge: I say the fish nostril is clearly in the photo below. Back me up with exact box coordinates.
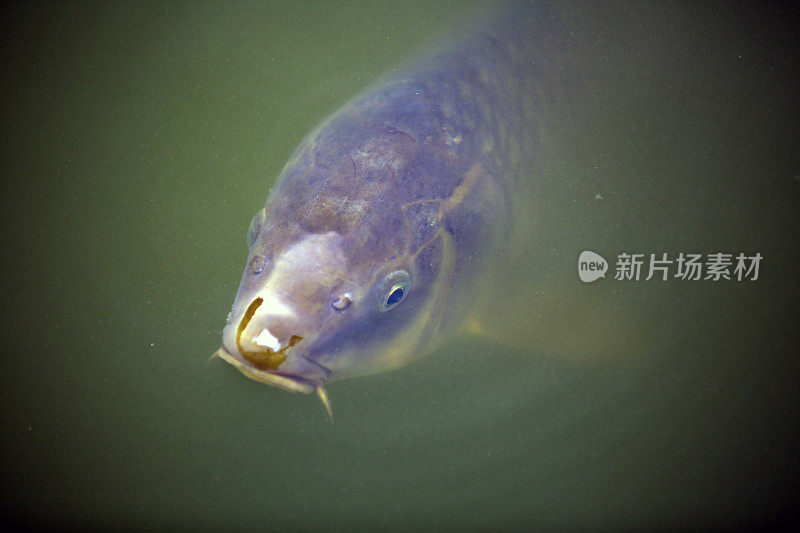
[331,294,351,311]
[249,255,267,275]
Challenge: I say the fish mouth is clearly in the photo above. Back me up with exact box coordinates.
[215,297,334,395]
[214,345,316,394]
[235,297,302,371]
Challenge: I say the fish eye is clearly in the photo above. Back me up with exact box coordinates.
[247,208,266,248]
[377,270,410,312]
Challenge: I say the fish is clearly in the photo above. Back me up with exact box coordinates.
[212,6,583,416]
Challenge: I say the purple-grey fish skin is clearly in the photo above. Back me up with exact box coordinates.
[215,7,553,396]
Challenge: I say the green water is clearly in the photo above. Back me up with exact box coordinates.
[1,1,798,529]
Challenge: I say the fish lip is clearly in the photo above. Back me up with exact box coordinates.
[301,354,333,378]
[214,345,317,394]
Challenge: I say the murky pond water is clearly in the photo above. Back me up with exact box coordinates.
[1,1,798,529]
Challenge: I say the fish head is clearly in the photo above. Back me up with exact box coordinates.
[215,176,453,396]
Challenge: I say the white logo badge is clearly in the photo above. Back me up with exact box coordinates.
[578,251,608,282]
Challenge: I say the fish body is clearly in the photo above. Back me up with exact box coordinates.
[214,8,551,402]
